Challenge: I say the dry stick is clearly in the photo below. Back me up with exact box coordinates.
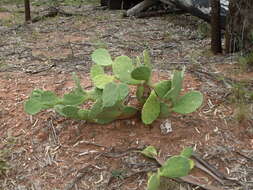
[126,0,158,17]
[192,153,226,184]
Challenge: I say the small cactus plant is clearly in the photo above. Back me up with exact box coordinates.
[24,48,203,124]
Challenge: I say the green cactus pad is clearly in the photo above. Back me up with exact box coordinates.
[24,90,60,115]
[120,106,138,119]
[141,146,158,159]
[54,105,65,116]
[91,48,113,66]
[117,83,129,101]
[63,91,86,106]
[102,82,129,107]
[93,74,114,89]
[180,147,193,158]
[102,82,118,107]
[159,103,171,118]
[39,91,59,108]
[147,172,160,190]
[89,99,103,119]
[24,99,42,115]
[78,109,90,120]
[112,56,141,84]
[142,91,160,125]
[154,80,172,98]
[143,50,152,69]
[61,106,81,119]
[86,88,103,100]
[172,91,203,114]
[90,64,104,79]
[131,66,151,81]
[163,68,185,103]
[96,106,122,123]
[72,73,85,94]
[160,156,191,178]
[136,85,145,103]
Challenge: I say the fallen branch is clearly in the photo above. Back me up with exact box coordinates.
[125,0,158,17]
[32,7,88,23]
[135,9,185,18]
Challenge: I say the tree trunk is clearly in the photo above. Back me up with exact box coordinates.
[211,0,222,54]
[24,0,31,21]
[225,0,253,53]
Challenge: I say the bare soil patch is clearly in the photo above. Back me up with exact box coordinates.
[0,2,252,190]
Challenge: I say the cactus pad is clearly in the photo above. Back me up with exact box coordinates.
[92,74,114,89]
[172,91,203,114]
[131,66,151,81]
[112,56,141,84]
[141,91,160,124]
[91,48,113,66]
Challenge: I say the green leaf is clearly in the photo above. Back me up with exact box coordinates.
[112,56,141,84]
[93,74,114,89]
[172,91,203,114]
[90,64,104,79]
[102,82,118,107]
[143,50,152,69]
[160,156,191,178]
[91,48,113,66]
[147,172,160,190]
[180,147,193,158]
[131,66,151,81]
[163,69,185,103]
[24,99,42,115]
[141,146,158,159]
[154,80,171,98]
[142,91,160,125]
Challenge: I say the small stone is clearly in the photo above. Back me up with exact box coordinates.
[160,119,172,134]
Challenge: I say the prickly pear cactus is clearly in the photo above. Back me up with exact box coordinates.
[24,49,203,126]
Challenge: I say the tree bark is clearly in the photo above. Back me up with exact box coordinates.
[24,0,31,21]
[225,0,253,53]
[211,0,222,54]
